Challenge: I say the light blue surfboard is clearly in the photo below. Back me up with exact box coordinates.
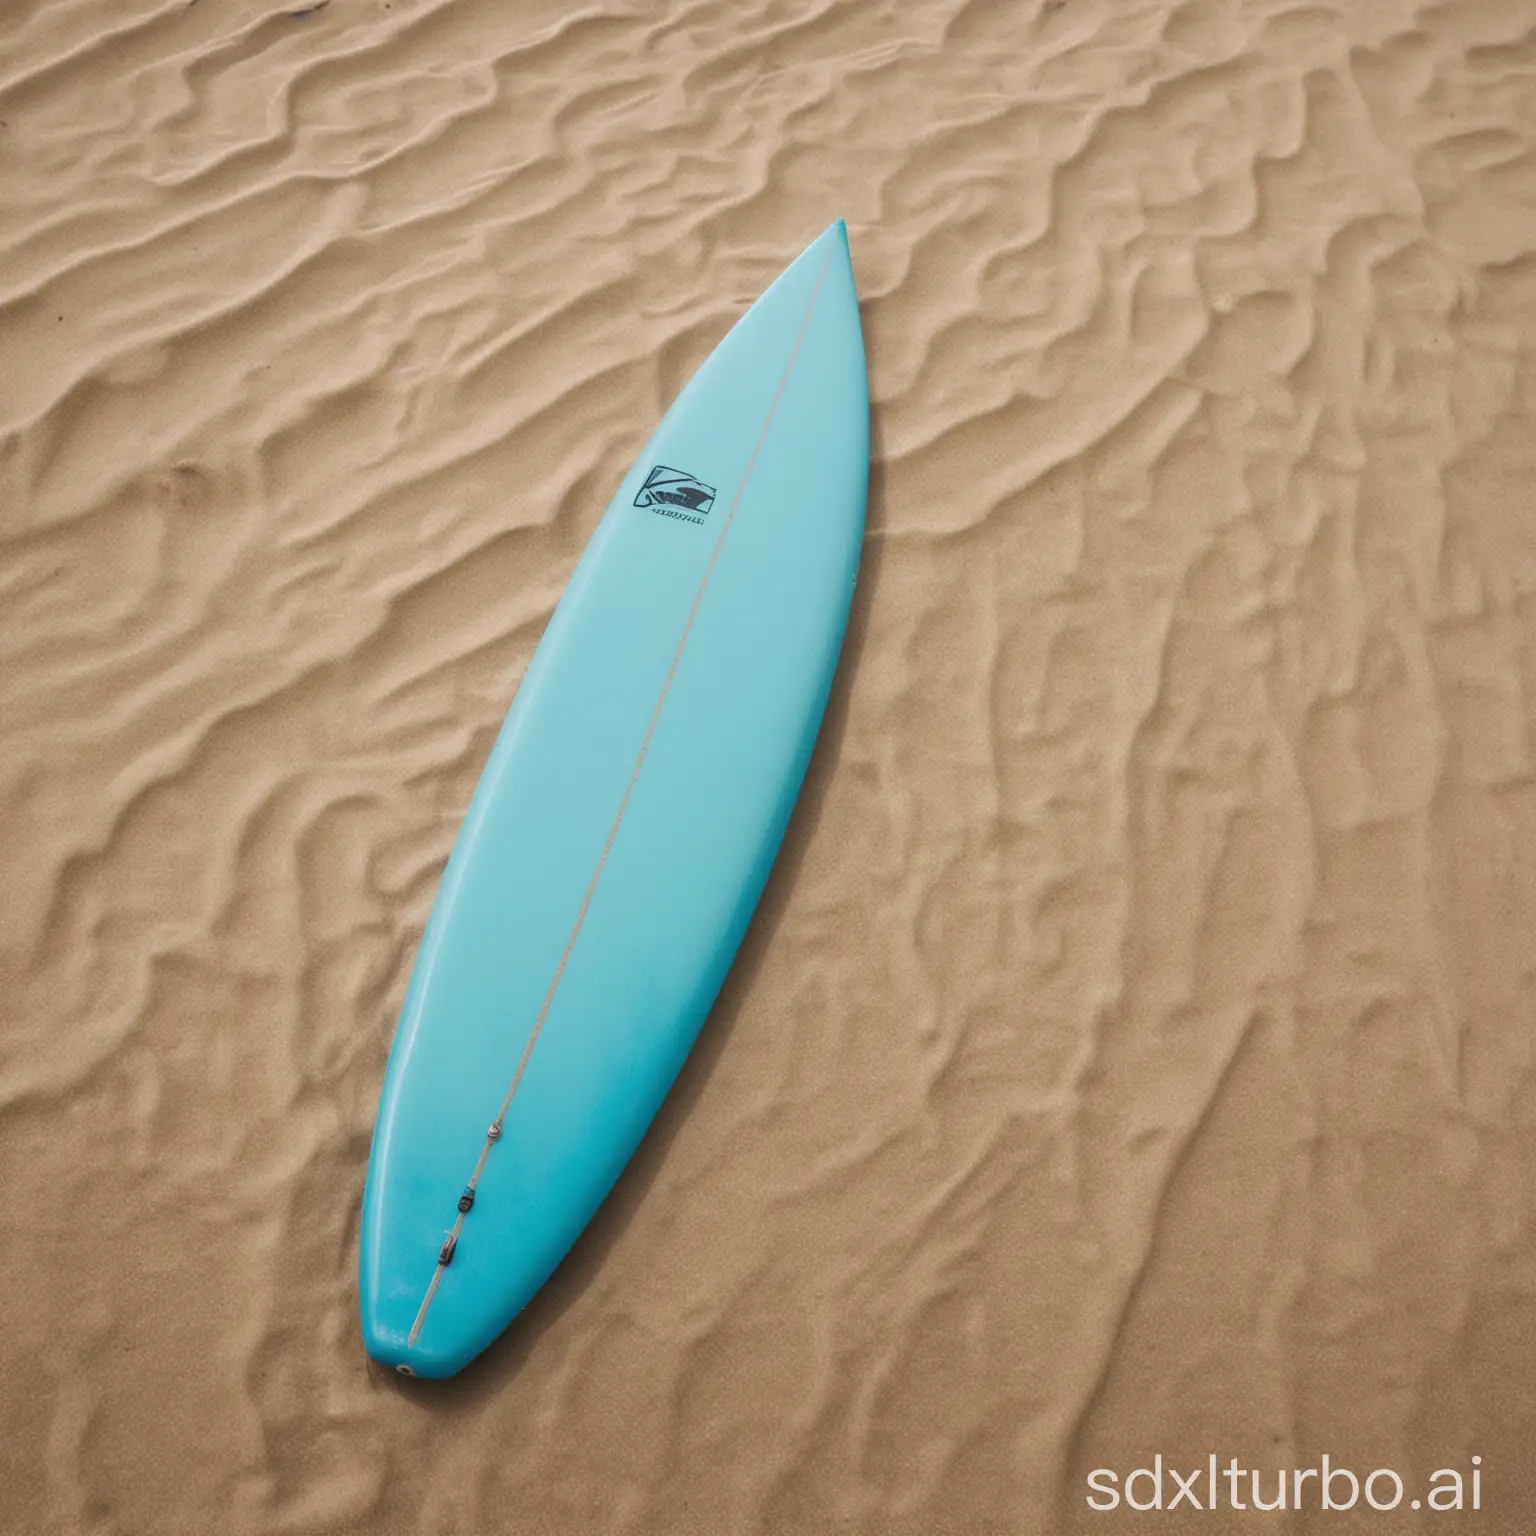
[359,221,869,1378]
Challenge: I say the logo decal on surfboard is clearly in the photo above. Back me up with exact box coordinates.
[635,465,716,523]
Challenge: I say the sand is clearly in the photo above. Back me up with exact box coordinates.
[3,0,1535,1531]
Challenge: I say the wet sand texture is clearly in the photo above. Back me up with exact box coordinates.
[3,1,1535,1532]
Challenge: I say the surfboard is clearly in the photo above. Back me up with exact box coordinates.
[358,221,869,1378]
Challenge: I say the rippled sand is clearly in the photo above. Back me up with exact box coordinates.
[4,1,1535,1531]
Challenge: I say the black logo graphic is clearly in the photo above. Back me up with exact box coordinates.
[635,465,716,523]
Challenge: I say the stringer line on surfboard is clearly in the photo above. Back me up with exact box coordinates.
[404,245,837,1352]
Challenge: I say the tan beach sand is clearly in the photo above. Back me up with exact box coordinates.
[3,0,1536,1531]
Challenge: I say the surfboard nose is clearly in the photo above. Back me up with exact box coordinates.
[815,218,850,258]
[773,219,855,313]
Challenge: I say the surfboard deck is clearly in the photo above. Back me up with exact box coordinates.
[359,221,869,1378]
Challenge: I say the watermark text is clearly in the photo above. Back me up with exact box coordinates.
[1087,1454,1482,1514]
